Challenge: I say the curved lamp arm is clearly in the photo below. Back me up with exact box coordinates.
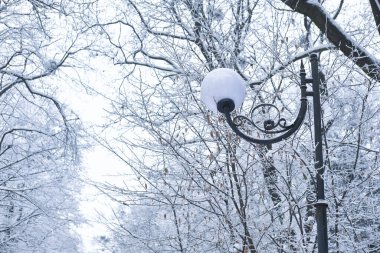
[219,62,309,145]
[224,96,307,145]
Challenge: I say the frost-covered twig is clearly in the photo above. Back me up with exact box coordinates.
[249,44,334,87]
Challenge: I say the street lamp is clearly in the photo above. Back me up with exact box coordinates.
[201,53,328,253]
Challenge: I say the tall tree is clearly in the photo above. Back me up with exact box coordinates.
[0,0,90,251]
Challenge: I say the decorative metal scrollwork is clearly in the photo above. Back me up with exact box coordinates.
[232,103,293,135]
[306,188,317,203]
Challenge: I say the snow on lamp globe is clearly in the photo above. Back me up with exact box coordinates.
[200,68,246,113]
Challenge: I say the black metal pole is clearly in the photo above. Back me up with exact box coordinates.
[310,53,328,253]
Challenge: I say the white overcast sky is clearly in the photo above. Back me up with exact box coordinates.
[56,56,130,252]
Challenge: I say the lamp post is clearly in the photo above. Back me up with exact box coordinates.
[201,53,328,253]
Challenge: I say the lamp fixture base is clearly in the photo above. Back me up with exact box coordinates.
[217,99,235,113]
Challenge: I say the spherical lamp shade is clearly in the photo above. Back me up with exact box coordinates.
[201,68,246,113]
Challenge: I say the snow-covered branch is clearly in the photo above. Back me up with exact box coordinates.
[282,0,380,81]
